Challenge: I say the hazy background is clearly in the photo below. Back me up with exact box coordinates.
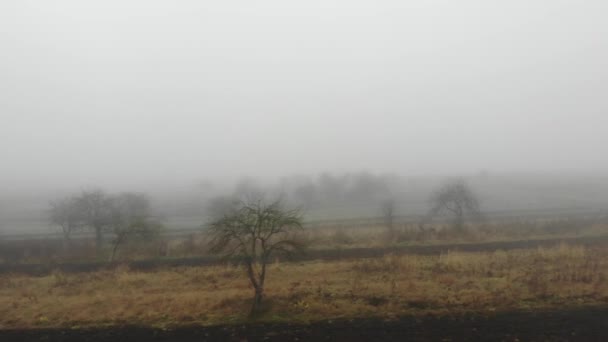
[1,1,608,233]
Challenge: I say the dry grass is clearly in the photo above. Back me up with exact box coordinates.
[303,221,608,249]
[1,244,608,329]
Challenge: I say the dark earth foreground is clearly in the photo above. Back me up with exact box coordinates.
[3,307,608,342]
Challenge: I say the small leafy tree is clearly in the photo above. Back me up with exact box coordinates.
[428,179,481,231]
[207,196,305,315]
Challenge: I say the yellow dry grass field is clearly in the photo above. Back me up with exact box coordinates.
[1,244,607,329]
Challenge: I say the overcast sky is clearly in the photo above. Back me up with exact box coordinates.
[1,0,607,190]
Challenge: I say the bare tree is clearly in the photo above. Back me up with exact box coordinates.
[207,196,305,315]
[49,196,82,251]
[428,179,481,231]
[77,190,112,254]
[107,192,161,262]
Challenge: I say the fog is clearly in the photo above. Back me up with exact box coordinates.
[1,1,608,233]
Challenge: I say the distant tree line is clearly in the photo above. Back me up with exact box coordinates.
[49,190,162,261]
[48,177,482,264]
[45,179,482,317]
[230,172,398,209]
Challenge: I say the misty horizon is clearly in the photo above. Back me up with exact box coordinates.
[2,0,608,192]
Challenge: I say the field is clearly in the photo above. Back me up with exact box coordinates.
[2,243,608,334]
[2,218,608,341]
[2,215,607,264]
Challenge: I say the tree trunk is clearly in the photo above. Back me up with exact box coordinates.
[250,286,264,316]
[61,227,71,256]
[453,205,465,232]
[110,242,119,262]
[454,213,465,232]
[109,234,125,263]
[95,226,103,256]
[246,259,266,316]
[62,237,71,256]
